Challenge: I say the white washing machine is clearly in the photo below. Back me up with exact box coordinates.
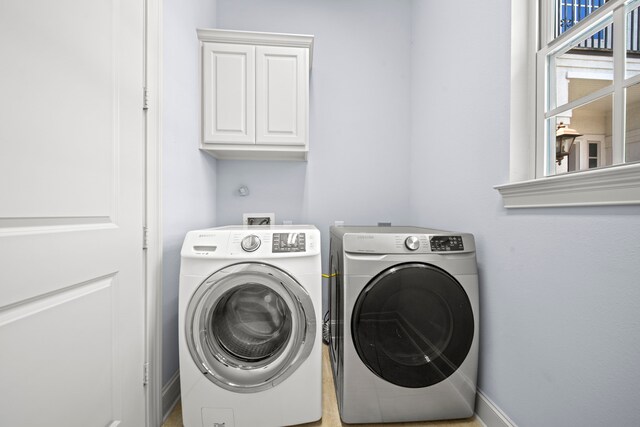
[328,226,479,424]
[179,225,322,427]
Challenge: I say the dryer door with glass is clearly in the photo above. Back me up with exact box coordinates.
[185,262,316,393]
[352,262,474,388]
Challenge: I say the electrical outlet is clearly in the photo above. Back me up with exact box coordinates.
[243,213,275,226]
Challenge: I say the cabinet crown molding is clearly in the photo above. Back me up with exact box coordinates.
[197,28,314,69]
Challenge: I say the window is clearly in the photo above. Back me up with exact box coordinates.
[496,0,640,208]
[589,141,600,168]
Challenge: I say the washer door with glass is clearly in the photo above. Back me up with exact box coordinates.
[186,262,316,393]
[352,262,474,388]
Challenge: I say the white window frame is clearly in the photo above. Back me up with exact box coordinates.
[495,0,640,208]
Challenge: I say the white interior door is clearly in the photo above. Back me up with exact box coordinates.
[0,1,146,426]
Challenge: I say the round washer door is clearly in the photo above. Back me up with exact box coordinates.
[186,262,316,393]
[352,262,474,388]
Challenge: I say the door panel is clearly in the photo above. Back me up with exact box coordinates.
[0,277,117,425]
[202,42,255,144]
[256,46,307,145]
[0,0,116,218]
[0,1,146,426]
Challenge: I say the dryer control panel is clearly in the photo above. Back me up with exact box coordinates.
[430,235,464,252]
[341,229,475,254]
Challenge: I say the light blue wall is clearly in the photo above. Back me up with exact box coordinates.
[162,0,218,387]
[215,0,414,305]
[410,1,640,426]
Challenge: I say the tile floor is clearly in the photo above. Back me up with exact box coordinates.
[162,345,482,427]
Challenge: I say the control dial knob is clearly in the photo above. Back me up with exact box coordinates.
[241,234,261,252]
[405,236,420,251]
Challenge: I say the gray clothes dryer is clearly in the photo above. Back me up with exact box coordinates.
[328,226,479,424]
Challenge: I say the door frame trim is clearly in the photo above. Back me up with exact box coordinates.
[144,0,163,425]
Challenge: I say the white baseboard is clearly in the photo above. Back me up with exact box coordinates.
[475,389,517,427]
[162,371,181,422]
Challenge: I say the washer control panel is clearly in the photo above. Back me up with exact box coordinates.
[186,226,320,258]
[272,233,306,253]
[430,235,464,252]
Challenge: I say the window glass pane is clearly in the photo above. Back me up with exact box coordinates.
[627,2,640,78]
[587,142,601,168]
[626,83,640,162]
[549,94,613,175]
[551,23,613,110]
[556,0,608,39]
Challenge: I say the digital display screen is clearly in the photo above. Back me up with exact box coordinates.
[430,235,464,252]
[272,233,306,253]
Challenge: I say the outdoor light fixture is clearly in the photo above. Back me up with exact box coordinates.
[555,122,582,165]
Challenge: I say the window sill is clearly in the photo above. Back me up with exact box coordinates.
[494,163,640,208]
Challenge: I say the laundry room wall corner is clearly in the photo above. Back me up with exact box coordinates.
[162,0,218,418]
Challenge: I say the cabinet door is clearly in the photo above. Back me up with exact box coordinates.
[256,46,308,146]
[202,42,255,144]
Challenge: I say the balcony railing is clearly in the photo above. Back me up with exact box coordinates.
[557,0,640,54]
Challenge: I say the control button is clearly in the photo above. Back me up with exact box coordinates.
[405,236,420,251]
[241,235,261,252]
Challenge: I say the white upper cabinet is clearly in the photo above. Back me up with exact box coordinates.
[198,29,313,161]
